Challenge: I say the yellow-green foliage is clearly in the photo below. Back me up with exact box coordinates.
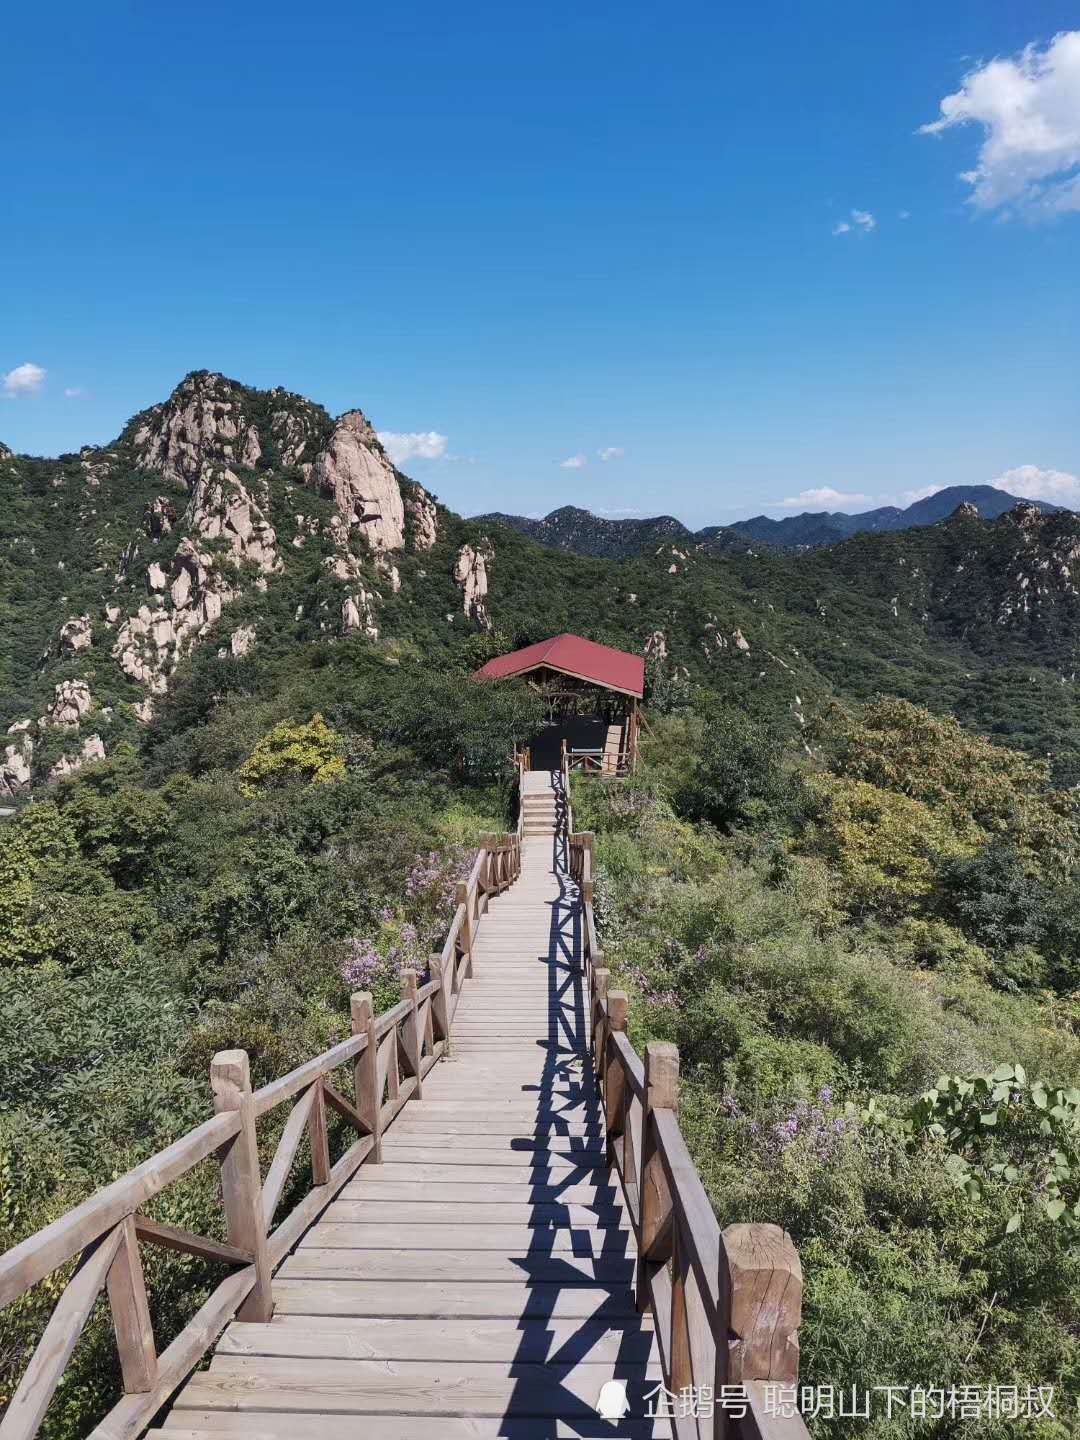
[802,773,973,915]
[237,714,346,795]
[822,696,1080,861]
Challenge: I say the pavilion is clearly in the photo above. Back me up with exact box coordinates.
[473,633,645,774]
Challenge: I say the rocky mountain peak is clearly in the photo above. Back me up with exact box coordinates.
[951,501,979,520]
[309,409,405,552]
[0,441,11,460]
[1007,500,1044,530]
[129,371,262,489]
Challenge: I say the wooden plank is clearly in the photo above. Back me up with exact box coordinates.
[372,1149,604,1172]
[251,1036,365,1119]
[181,1355,662,1416]
[106,1215,157,1394]
[297,1224,637,1255]
[379,1133,603,1155]
[339,1179,622,1205]
[155,1412,672,1438]
[277,1248,636,1285]
[322,1200,626,1227]
[272,1277,641,1321]
[218,1316,658,1364]
[260,1084,317,1227]
[134,1215,249,1269]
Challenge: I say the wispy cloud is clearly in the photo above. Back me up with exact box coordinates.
[377,430,448,464]
[919,31,1080,218]
[832,209,877,236]
[991,463,1080,503]
[3,362,46,398]
[898,210,911,220]
[778,487,875,510]
[64,386,84,399]
[560,454,587,469]
[598,446,624,462]
[595,506,643,516]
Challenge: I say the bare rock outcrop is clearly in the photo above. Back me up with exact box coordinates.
[644,630,668,660]
[454,542,493,628]
[1,734,33,797]
[229,625,255,657]
[131,372,262,488]
[310,411,405,552]
[952,501,979,520]
[405,486,438,551]
[342,590,379,639]
[59,615,92,653]
[186,467,280,574]
[1008,501,1043,532]
[49,734,106,782]
[268,390,331,470]
[48,680,92,727]
[143,497,178,539]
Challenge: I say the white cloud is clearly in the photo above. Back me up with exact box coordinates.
[64,386,84,398]
[777,487,875,510]
[3,362,46,398]
[900,484,945,504]
[560,454,587,469]
[898,209,911,220]
[598,446,624,462]
[832,209,876,236]
[990,463,1080,503]
[919,31,1080,218]
[595,507,643,516]
[376,430,448,464]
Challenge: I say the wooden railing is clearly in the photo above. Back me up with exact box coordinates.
[568,833,810,1440]
[0,834,522,1440]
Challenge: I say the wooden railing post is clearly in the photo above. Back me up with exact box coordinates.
[400,968,423,1099]
[210,1049,274,1322]
[106,1214,157,1393]
[591,967,610,1084]
[456,881,474,977]
[309,1083,331,1187]
[637,1041,678,1311]
[604,991,628,1166]
[715,1223,803,1438]
[351,991,382,1163]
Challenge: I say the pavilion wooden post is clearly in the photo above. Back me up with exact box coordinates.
[210,1049,274,1322]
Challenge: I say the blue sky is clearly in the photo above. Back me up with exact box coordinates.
[2,1,1078,527]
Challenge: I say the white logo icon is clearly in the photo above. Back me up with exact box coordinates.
[596,1378,630,1419]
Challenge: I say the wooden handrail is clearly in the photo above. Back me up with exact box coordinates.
[0,831,524,1440]
[568,832,808,1440]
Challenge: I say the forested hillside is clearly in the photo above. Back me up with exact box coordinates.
[4,371,1080,1436]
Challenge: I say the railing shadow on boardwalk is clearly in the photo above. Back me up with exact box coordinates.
[499,838,662,1436]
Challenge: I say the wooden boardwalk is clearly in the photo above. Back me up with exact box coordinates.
[153,825,668,1439]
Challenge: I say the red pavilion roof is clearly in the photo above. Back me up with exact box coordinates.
[473,634,644,698]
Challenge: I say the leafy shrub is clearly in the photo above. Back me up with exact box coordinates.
[237,713,346,794]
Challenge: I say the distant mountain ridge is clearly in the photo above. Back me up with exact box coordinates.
[475,486,1063,558]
